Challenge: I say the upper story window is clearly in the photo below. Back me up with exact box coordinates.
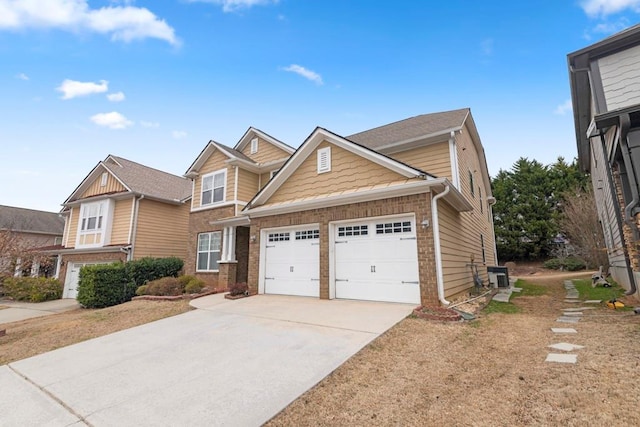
[250,138,259,154]
[201,169,226,206]
[317,147,331,173]
[76,199,113,248]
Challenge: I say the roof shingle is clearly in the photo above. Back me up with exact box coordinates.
[0,205,64,235]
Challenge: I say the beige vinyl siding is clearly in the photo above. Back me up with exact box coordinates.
[133,199,189,260]
[192,150,233,208]
[241,137,290,163]
[390,142,451,178]
[259,172,272,189]
[438,123,496,297]
[598,44,640,111]
[267,141,408,204]
[110,198,133,245]
[237,168,259,202]
[81,171,126,198]
[66,207,79,247]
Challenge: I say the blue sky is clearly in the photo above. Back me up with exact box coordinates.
[1,0,639,212]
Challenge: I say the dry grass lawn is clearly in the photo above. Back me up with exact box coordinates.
[268,273,640,426]
[0,300,193,365]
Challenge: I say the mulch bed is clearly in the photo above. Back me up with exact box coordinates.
[131,288,226,302]
[412,306,463,321]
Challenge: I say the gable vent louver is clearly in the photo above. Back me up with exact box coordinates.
[317,147,331,173]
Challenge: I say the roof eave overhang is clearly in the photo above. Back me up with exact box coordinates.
[374,126,463,154]
[45,245,127,255]
[244,178,471,218]
[208,216,250,227]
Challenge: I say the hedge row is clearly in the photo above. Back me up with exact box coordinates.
[77,257,183,308]
[542,257,586,271]
[1,277,63,302]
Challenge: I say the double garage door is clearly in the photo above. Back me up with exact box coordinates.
[262,216,420,304]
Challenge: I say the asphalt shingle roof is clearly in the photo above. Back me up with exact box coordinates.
[347,108,469,149]
[103,156,192,202]
[0,205,64,235]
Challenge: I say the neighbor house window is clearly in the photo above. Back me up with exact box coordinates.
[76,200,113,247]
[197,232,221,271]
[201,169,226,206]
[250,137,259,154]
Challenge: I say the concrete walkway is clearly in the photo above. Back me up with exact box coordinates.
[1,294,413,426]
[0,299,80,324]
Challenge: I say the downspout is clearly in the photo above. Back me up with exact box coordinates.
[487,196,498,265]
[611,116,639,296]
[432,184,451,306]
[129,195,144,261]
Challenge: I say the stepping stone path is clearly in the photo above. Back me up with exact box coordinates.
[547,280,586,364]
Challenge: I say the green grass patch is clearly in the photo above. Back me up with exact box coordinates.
[573,279,628,303]
[482,300,521,314]
[513,279,547,297]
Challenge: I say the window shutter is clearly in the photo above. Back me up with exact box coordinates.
[317,147,331,173]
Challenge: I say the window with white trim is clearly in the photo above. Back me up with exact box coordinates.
[295,229,319,240]
[376,221,412,234]
[317,147,331,173]
[197,232,221,271]
[76,200,113,247]
[201,169,226,206]
[268,232,290,242]
[250,137,258,154]
[338,225,368,237]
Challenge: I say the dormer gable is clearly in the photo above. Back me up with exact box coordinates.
[234,127,295,164]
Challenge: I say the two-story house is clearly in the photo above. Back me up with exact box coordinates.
[568,24,640,298]
[185,108,497,307]
[52,155,191,298]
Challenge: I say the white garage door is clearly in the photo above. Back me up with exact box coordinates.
[334,216,420,304]
[263,227,320,297]
[64,262,109,299]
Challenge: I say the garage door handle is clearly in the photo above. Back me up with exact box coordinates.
[311,278,320,281]
[402,281,419,284]
[400,237,416,240]
[311,242,319,245]
[335,241,348,244]
[265,277,274,280]
[335,279,349,282]
[266,245,275,248]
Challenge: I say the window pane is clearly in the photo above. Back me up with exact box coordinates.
[213,172,225,188]
[197,253,208,270]
[213,187,224,202]
[198,234,210,251]
[202,175,213,191]
[87,217,97,230]
[211,232,221,250]
[97,216,103,230]
[209,251,220,271]
[202,189,212,205]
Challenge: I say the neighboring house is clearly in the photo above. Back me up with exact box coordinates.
[0,205,64,277]
[185,109,497,306]
[568,24,640,298]
[50,155,192,299]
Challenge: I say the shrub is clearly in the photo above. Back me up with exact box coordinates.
[2,277,63,302]
[229,282,248,296]
[135,285,148,296]
[126,257,183,288]
[144,277,185,296]
[543,257,586,271]
[77,263,134,308]
[181,275,205,294]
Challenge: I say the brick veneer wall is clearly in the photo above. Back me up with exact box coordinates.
[185,206,236,286]
[58,251,127,285]
[247,193,439,306]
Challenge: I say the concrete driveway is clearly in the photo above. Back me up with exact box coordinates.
[0,298,80,324]
[2,294,414,426]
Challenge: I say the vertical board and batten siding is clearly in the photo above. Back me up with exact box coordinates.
[598,44,640,112]
[133,199,189,260]
[241,137,290,164]
[267,141,410,205]
[390,142,452,179]
[66,207,80,247]
[192,150,234,208]
[109,198,134,245]
[81,171,126,198]
[438,123,495,296]
[237,168,259,203]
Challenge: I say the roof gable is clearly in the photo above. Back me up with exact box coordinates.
[234,127,295,157]
[185,140,256,177]
[246,127,430,209]
[65,155,191,205]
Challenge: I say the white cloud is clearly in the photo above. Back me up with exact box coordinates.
[172,130,188,139]
[282,64,323,85]
[107,91,125,102]
[140,120,160,128]
[554,99,573,115]
[16,72,29,80]
[0,0,178,45]
[57,79,108,99]
[581,0,640,16]
[186,0,279,13]
[90,111,133,129]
